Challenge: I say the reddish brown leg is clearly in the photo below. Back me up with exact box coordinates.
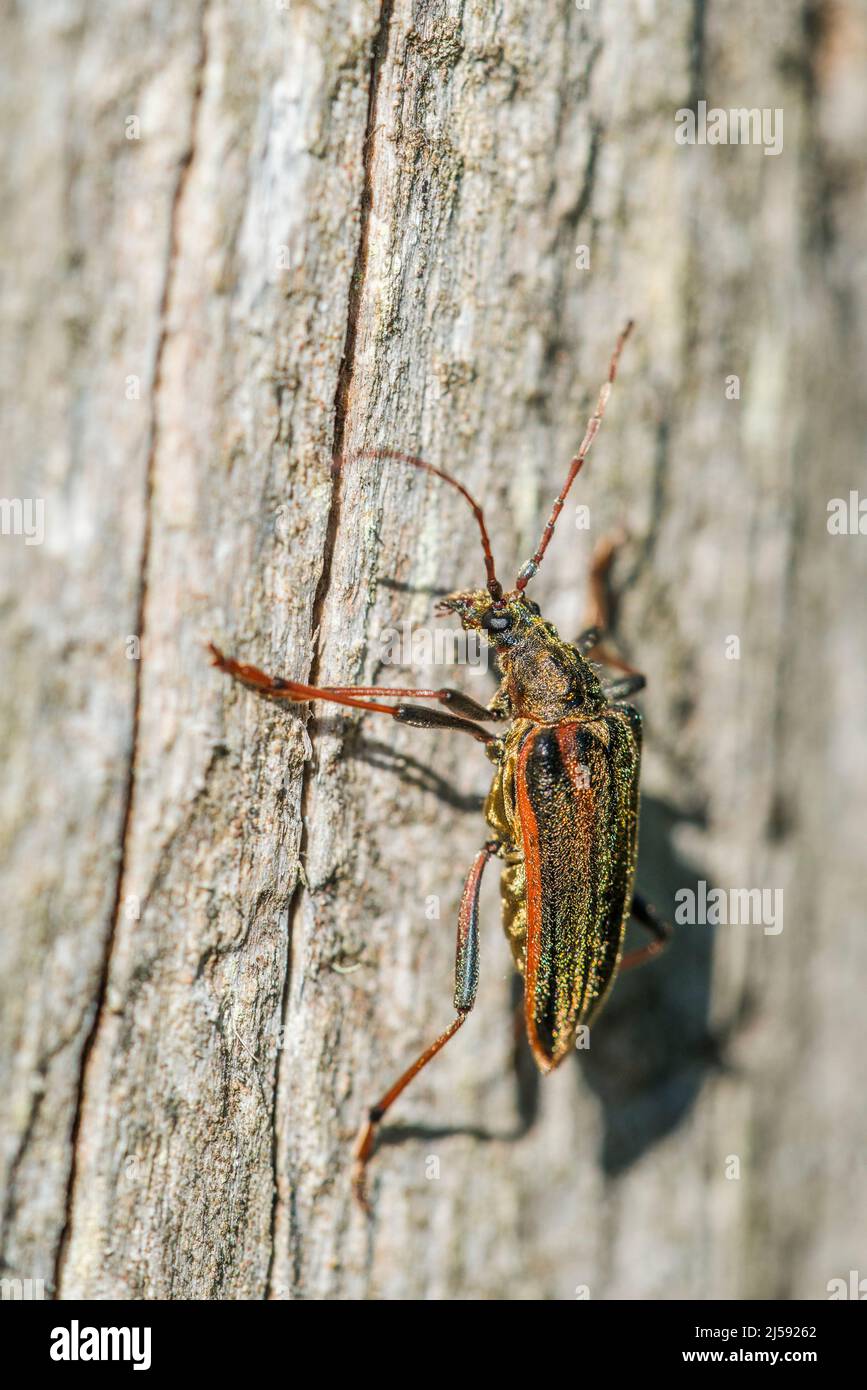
[208,644,497,744]
[312,686,502,723]
[584,530,625,632]
[352,842,495,1211]
[578,532,641,677]
[620,892,672,972]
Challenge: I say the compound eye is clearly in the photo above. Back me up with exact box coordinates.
[482,608,513,634]
[526,600,541,616]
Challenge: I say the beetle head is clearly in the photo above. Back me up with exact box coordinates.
[436,589,542,646]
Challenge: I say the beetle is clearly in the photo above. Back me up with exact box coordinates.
[209,321,670,1207]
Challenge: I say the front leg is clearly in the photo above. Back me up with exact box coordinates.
[603,674,646,701]
[575,533,644,678]
[209,644,497,744]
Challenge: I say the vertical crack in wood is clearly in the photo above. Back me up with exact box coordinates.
[310,0,396,685]
[0,1087,46,1264]
[266,0,396,1298]
[52,2,211,1296]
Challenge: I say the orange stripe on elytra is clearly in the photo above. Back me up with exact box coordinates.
[516,731,553,1072]
[555,723,596,803]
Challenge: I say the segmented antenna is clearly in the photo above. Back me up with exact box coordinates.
[334,448,503,601]
[515,321,634,591]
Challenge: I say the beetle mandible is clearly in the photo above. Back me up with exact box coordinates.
[209,320,670,1208]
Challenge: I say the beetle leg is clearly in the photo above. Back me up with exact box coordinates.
[425,690,506,722]
[309,684,502,723]
[577,533,642,676]
[391,703,496,743]
[620,892,672,971]
[602,673,646,700]
[352,842,495,1211]
[583,530,626,632]
[208,644,496,743]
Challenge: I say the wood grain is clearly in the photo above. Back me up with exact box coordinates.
[1,0,865,1300]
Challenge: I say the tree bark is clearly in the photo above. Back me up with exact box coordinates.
[1,0,865,1300]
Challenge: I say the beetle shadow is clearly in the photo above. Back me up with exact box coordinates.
[574,794,723,1175]
[377,577,452,598]
[306,725,722,1168]
[316,725,487,816]
[375,1120,501,1151]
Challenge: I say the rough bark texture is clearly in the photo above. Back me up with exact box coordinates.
[1,0,865,1300]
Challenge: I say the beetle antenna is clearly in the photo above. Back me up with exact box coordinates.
[334,448,504,602]
[515,320,634,591]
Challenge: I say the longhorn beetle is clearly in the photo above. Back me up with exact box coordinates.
[209,321,671,1208]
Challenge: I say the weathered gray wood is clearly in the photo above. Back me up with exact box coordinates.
[1,0,865,1300]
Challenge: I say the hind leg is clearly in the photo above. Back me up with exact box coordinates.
[352,842,497,1210]
[620,893,671,971]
